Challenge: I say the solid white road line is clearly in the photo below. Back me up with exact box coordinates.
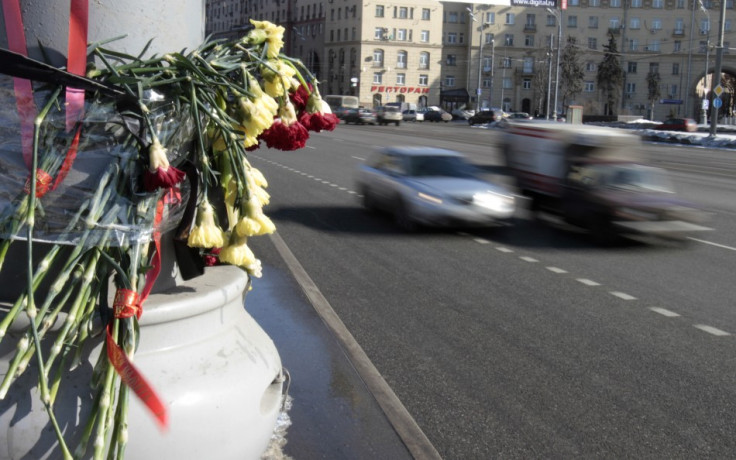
[689,237,736,251]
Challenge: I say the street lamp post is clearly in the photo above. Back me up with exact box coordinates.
[468,8,488,112]
[699,0,711,124]
[489,39,495,109]
[546,7,562,120]
[546,35,553,119]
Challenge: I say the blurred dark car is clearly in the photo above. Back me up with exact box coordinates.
[333,106,354,119]
[342,108,377,125]
[468,110,500,126]
[355,147,516,231]
[509,112,533,120]
[424,109,452,122]
[654,118,697,132]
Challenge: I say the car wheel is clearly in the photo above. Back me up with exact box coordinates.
[394,199,418,232]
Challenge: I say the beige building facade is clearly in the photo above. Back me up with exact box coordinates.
[207,0,735,120]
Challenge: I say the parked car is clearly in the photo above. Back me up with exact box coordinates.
[355,146,516,231]
[415,108,430,122]
[654,118,697,132]
[402,109,418,122]
[424,109,453,122]
[342,108,377,125]
[376,105,402,126]
[468,110,501,125]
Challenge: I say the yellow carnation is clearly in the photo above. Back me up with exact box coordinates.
[188,201,226,248]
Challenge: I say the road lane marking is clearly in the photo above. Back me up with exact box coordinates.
[496,247,514,253]
[352,156,365,161]
[268,232,443,459]
[474,238,491,244]
[546,266,568,274]
[649,307,680,317]
[693,324,731,336]
[610,291,636,300]
[577,278,601,286]
[520,256,538,263]
[688,237,736,251]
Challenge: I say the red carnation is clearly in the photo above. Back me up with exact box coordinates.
[289,84,311,112]
[299,111,339,132]
[143,139,186,191]
[260,101,310,151]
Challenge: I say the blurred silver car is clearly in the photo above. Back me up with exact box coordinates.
[356,147,516,230]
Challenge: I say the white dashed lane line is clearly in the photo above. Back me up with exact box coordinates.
[694,325,731,336]
[254,155,733,339]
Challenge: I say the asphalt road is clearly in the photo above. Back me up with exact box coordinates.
[248,121,736,458]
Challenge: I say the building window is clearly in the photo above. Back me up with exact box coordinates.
[649,62,659,73]
[584,81,595,92]
[590,0,601,6]
[419,52,430,69]
[629,39,639,51]
[568,15,577,28]
[375,27,384,40]
[547,14,556,26]
[506,13,515,25]
[672,63,679,75]
[398,7,408,19]
[483,78,492,88]
[502,57,512,68]
[673,40,682,52]
[677,0,686,7]
[586,61,597,72]
[373,72,382,84]
[609,17,620,29]
[647,40,660,52]
[421,30,430,42]
[376,5,384,17]
[422,8,430,20]
[526,14,536,26]
[525,35,534,46]
[447,11,459,23]
[505,34,514,46]
[588,37,597,49]
[631,0,642,7]
[397,51,407,68]
[523,78,531,89]
[630,18,640,29]
[446,54,457,66]
[628,61,637,73]
[653,0,664,7]
[589,16,599,28]
[397,29,407,41]
[610,0,621,6]
[570,0,580,5]
[669,84,678,96]
[485,12,495,24]
[626,82,636,94]
[651,19,662,31]
[419,74,428,86]
[523,57,534,73]
[447,32,458,44]
[459,33,465,44]
[502,77,513,89]
[445,75,456,87]
[397,73,405,85]
[483,57,493,71]
[485,32,495,45]
[373,49,384,66]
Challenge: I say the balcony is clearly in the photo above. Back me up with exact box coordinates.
[672,28,685,37]
[524,24,537,32]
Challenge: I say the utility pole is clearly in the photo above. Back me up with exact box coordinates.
[546,34,553,119]
[708,0,728,136]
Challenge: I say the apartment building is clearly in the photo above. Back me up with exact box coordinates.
[207,0,735,120]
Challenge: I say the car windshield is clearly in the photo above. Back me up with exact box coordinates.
[598,165,675,193]
[407,155,476,178]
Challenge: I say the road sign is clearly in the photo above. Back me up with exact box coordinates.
[714,85,724,97]
[702,99,709,110]
[713,97,723,109]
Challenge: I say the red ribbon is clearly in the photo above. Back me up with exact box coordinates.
[112,288,142,320]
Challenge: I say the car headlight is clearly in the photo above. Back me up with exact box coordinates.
[417,192,443,205]
[473,191,515,211]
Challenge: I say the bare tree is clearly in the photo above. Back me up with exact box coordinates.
[646,71,661,120]
[560,36,585,108]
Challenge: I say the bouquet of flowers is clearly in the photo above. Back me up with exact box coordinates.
[0,19,337,459]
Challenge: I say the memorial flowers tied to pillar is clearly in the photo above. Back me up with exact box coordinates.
[0,18,337,459]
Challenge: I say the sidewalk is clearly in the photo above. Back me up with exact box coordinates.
[246,237,414,460]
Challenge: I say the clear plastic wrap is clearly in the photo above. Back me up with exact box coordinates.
[0,77,191,247]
